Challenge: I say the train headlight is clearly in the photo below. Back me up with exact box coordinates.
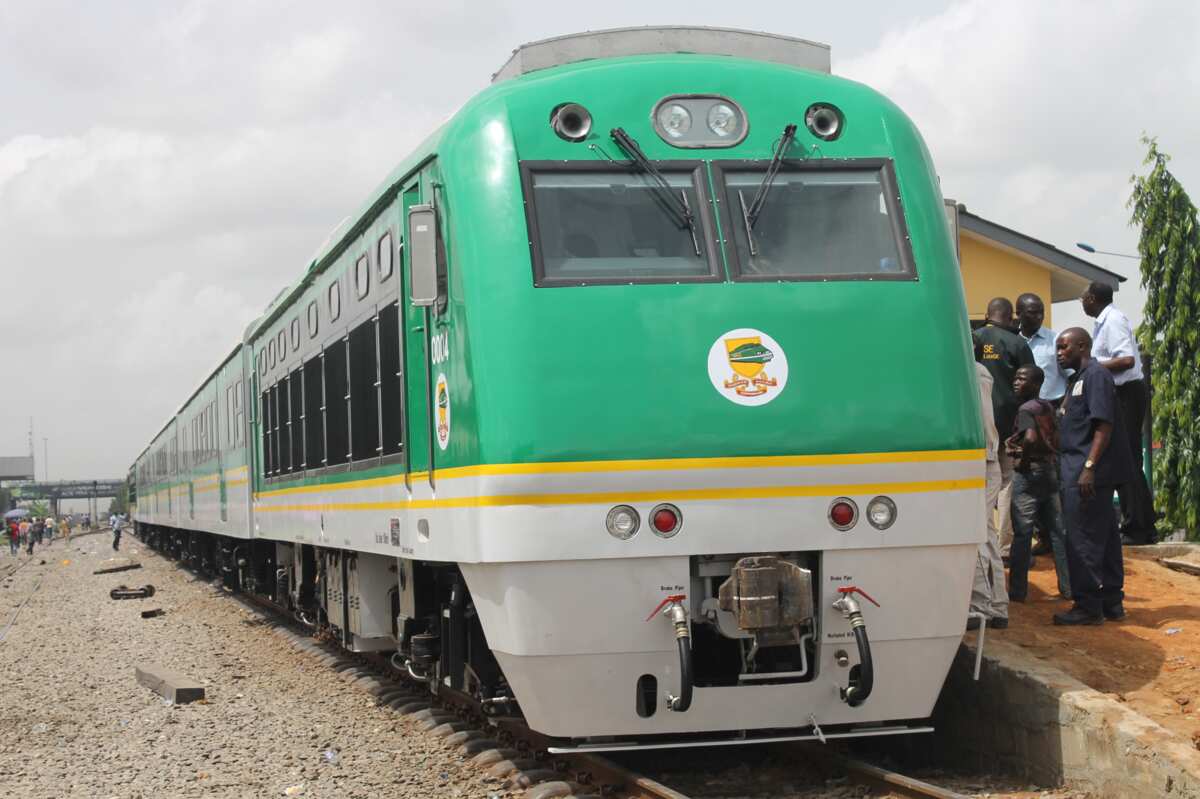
[866,496,897,530]
[606,505,640,540]
[653,95,747,148]
[828,498,858,531]
[656,103,692,139]
[706,103,739,138]
[649,503,682,538]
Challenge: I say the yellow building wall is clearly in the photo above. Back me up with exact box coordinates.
[959,234,1054,326]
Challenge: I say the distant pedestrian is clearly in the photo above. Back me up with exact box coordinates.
[18,519,29,547]
[1053,327,1133,625]
[59,517,70,543]
[1005,365,1070,601]
[969,354,1009,629]
[973,298,1036,558]
[111,513,121,551]
[1080,281,1155,544]
[8,522,18,556]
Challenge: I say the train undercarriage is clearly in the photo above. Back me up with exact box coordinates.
[134,523,513,716]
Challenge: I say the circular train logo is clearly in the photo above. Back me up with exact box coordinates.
[435,373,451,450]
[707,328,789,406]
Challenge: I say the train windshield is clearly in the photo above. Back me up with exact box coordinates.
[721,163,914,280]
[523,165,719,286]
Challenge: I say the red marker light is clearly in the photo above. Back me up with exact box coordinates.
[829,499,858,530]
[650,504,681,537]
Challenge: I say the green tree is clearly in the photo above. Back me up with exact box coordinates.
[1130,137,1200,538]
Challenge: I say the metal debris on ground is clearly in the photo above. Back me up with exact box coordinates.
[140,608,165,618]
[1166,628,1184,636]
[110,585,156,600]
[93,558,142,575]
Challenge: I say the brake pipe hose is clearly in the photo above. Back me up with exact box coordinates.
[833,586,878,708]
[647,595,693,712]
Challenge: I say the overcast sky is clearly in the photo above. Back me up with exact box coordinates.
[1,0,1197,482]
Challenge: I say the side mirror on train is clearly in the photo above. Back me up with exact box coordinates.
[407,204,439,307]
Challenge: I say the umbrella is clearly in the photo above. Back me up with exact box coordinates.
[3,509,29,520]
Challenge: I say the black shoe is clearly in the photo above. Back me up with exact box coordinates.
[966,616,982,631]
[987,617,1009,629]
[1120,535,1140,546]
[1053,607,1104,626]
[1103,603,1126,621]
[1008,593,1027,603]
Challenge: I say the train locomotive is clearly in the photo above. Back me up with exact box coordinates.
[132,27,985,750]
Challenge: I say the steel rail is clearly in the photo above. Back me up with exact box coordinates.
[794,743,968,799]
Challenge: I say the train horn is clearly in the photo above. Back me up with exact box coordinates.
[550,103,592,142]
[804,103,843,141]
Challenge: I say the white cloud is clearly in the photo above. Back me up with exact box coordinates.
[839,0,1200,331]
[1,1,1197,478]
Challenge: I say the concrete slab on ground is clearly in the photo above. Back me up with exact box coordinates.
[134,663,206,704]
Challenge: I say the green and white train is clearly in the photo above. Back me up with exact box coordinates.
[132,27,985,749]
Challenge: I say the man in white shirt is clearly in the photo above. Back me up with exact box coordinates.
[1016,293,1067,404]
[1081,281,1155,544]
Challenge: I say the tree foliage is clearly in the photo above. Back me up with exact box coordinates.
[1130,137,1200,538]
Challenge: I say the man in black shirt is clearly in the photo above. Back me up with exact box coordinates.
[1005,366,1070,603]
[973,297,1035,558]
[1053,328,1134,625]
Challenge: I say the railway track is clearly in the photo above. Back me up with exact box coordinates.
[137,533,964,799]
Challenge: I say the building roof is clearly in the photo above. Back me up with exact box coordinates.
[956,205,1127,303]
[492,26,831,83]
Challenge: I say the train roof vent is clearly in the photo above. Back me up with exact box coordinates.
[492,26,831,83]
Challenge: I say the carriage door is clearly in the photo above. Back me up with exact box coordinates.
[401,178,433,489]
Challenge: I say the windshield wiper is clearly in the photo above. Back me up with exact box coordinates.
[610,127,701,256]
[744,123,798,236]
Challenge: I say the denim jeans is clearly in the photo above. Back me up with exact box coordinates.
[1009,461,1071,599]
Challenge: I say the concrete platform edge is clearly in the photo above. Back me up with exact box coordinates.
[933,637,1200,797]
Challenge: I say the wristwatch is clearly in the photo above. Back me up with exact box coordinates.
[1084,459,1095,470]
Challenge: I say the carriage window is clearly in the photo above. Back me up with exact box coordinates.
[349,320,380,461]
[290,318,300,351]
[282,372,299,472]
[378,302,403,456]
[355,254,370,299]
[324,341,349,466]
[378,232,394,281]
[307,300,319,338]
[329,281,341,321]
[522,164,718,286]
[303,357,324,468]
[277,330,287,363]
[719,162,914,281]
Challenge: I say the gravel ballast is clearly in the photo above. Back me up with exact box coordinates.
[0,535,500,798]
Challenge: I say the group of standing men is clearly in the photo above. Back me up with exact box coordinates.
[6,515,73,555]
[971,281,1152,628]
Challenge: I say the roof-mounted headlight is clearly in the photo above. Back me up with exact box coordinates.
[652,95,747,148]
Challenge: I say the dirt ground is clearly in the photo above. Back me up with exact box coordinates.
[996,547,1200,747]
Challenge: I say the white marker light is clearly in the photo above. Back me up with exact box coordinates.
[866,496,897,530]
[606,505,640,540]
